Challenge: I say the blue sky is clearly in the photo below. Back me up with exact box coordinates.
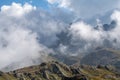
[0,0,49,9]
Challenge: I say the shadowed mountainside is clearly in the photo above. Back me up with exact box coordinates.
[81,48,120,72]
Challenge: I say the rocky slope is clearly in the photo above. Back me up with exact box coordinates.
[0,61,120,80]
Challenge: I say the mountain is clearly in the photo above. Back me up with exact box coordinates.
[0,61,120,80]
[102,20,116,31]
[50,54,81,65]
[95,20,116,31]
[80,48,120,72]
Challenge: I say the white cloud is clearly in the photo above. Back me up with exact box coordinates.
[0,2,66,46]
[111,10,120,25]
[0,27,39,69]
[1,2,36,17]
[0,3,58,71]
[109,10,120,48]
[69,21,104,53]
[48,0,57,4]
[69,21,102,41]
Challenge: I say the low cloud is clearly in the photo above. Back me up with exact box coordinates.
[0,2,60,71]
[68,10,120,53]
[0,27,50,71]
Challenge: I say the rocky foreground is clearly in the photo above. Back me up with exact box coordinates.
[0,61,120,80]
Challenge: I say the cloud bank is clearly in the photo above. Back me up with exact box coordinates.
[1,1,120,71]
[47,0,120,19]
[67,10,120,53]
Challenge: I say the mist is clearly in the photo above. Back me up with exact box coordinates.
[57,10,120,55]
[0,3,58,71]
[1,1,120,72]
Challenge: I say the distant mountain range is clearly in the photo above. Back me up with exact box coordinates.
[81,48,120,72]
